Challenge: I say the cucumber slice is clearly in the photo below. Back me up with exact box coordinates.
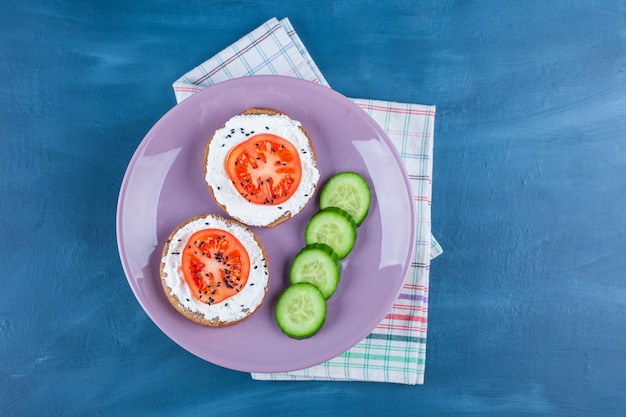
[305,207,357,259]
[290,243,341,299]
[319,172,371,226]
[276,283,327,339]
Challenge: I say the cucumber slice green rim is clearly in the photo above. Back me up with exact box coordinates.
[319,172,371,227]
[304,207,357,259]
[275,283,327,339]
[290,243,341,300]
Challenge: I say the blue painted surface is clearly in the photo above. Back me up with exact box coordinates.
[2,1,626,415]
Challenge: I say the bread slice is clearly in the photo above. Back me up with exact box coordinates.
[160,214,269,327]
[203,108,319,228]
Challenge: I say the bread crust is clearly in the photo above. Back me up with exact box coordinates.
[160,214,269,327]
[203,108,317,228]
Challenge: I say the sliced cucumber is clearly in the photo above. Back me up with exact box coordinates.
[276,283,327,339]
[305,207,356,259]
[319,172,371,227]
[290,243,341,299]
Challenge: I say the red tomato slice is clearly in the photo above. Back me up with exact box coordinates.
[225,134,302,205]
[181,229,250,305]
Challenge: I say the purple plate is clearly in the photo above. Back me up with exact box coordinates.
[116,76,415,373]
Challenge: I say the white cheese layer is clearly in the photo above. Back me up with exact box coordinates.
[205,113,320,227]
[161,215,268,324]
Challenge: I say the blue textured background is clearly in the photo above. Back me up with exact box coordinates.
[2,1,626,415]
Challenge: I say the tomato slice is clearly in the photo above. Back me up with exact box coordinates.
[181,229,250,305]
[225,134,302,205]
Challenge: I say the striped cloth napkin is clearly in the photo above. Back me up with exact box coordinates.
[172,17,442,385]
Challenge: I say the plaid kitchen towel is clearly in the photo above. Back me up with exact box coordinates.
[172,17,442,385]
